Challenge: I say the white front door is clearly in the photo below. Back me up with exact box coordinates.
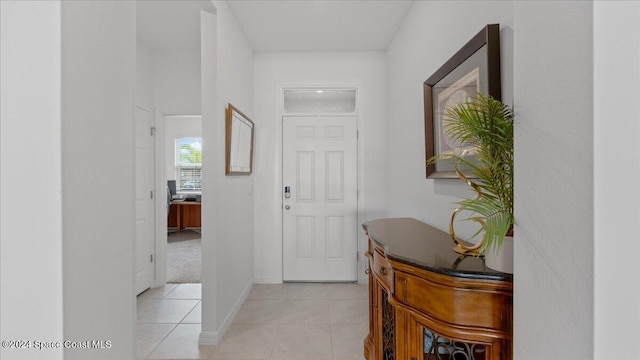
[283,116,358,281]
[135,107,155,295]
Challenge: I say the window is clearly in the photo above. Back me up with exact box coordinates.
[283,89,357,114]
[175,137,202,190]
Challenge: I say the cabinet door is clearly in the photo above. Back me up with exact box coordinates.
[374,281,396,360]
[408,315,490,360]
[365,258,375,360]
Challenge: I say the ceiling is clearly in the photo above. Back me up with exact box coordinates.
[137,0,414,52]
[226,0,414,52]
[137,0,216,50]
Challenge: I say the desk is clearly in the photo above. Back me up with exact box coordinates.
[168,201,201,231]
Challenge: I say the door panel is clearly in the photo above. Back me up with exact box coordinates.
[135,107,154,295]
[296,216,315,259]
[325,151,344,202]
[297,151,315,201]
[326,216,344,260]
[283,116,357,281]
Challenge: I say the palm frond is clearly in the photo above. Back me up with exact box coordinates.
[457,198,512,254]
[427,94,514,253]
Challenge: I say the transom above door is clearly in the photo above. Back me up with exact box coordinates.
[283,88,357,115]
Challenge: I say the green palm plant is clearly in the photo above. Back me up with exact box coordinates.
[428,94,514,254]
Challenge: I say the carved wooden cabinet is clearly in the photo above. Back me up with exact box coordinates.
[363,218,513,360]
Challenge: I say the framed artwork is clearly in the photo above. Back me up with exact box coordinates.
[424,24,501,178]
[225,103,255,175]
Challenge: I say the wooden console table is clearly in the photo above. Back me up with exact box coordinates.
[168,201,201,231]
[363,218,513,360]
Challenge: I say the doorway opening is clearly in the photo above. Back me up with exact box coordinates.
[165,115,202,284]
[135,0,217,357]
[281,87,359,282]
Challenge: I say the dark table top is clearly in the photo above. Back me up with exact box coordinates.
[363,218,513,282]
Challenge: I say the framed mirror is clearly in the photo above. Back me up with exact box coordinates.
[225,103,254,175]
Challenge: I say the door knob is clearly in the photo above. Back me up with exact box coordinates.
[284,205,291,210]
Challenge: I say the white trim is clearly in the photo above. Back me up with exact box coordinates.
[254,276,281,284]
[355,87,366,286]
[199,280,253,345]
[134,106,158,294]
[275,83,284,284]
[153,110,167,287]
[198,331,219,346]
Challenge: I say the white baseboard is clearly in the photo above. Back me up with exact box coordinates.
[253,276,282,284]
[198,279,253,346]
[198,331,219,346]
[216,280,252,340]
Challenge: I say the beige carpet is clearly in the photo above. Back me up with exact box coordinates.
[167,230,201,283]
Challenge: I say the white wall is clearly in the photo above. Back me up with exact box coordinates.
[253,52,388,284]
[154,49,201,115]
[386,1,598,357]
[0,2,64,359]
[379,0,621,356]
[136,40,155,110]
[6,1,634,358]
[200,1,254,343]
[164,115,202,181]
[213,0,254,331]
[138,35,202,184]
[594,2,640,358]
[152,48,201,197]
[1,0,248,355]
[61,1,136,359]
[385,1,514,240]
[200,8,219,344]
[513,2,593,358]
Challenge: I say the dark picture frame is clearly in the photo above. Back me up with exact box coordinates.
[225,103,255,175]
[424,24,501,178]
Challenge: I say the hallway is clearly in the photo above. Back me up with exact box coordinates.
[137,283,368,359]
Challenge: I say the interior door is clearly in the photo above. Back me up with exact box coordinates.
[135,107,155,295]
[283,116,358,281]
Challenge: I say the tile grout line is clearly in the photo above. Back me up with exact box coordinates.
[138,284,203,359]
[267,318,281,359]
[329,319,335,360]
[268,298,285,359]
[179,300,201,324]
[143,323,179,360]
[160,283,181,298]
[139,284,366,359]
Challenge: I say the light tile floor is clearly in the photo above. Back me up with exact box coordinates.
[137,283,368,360]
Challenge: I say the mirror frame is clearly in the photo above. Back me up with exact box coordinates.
[225,103,255,175]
